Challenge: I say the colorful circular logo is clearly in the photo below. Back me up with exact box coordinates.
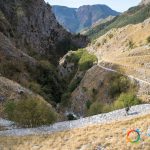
[126,129,141,143]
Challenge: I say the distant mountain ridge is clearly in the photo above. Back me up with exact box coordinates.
[83,3,150,39]
[52,5,120,33]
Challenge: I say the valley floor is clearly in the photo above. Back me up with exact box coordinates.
[0,104,150,150]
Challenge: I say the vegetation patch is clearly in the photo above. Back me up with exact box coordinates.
[146,36,150,43]
[61,49,98,108]
[107,73,136,98]
[61,92,71,107]
[87,92,141,116]
[66,49,84,65]
[113,92,141,109]
[4,96,58,127]
[68,77,82,92]
[66,49,97,71]
[87,101,104,116]
[78,51,97,71]
[128,40,135,49]
[86,73,140,116]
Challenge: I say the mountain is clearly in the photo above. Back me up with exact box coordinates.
[1,0,150,149]
[0,0,88,124]
[83,3,150,39]
[52,5,120,33]
[140,0,150,5]
[81,16,115,35]
[0,0,150,127]
[58,18,150,117]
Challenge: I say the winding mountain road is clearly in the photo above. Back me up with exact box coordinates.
[98,64,150,85]
[0,104,150,136]
[0,64,150,137]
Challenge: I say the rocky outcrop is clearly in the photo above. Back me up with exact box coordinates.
[70,65,109,116]
[0,0,88,62]
[0,76,53,117]
[58,51,75,78]
[140,0,150,5]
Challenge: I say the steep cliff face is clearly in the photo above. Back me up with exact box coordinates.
[0,0,88,121]
[0,0,88,62]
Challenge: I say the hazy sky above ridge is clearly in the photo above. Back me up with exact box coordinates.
[45,0,141,12]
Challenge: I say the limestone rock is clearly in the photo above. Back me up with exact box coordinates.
[140,0,150,5]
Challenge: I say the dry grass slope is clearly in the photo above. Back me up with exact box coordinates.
[87,18,150,102]
[0,114,150,150]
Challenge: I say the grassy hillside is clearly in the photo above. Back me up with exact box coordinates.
[1,114,150,149]
[85,4,150,39]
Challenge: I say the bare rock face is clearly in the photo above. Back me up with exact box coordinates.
[140,0,150,5]
[70,65,114,117]
[0,0,88,62]
[0,0,89,108]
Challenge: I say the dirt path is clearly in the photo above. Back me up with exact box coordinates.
[0,104,150,136]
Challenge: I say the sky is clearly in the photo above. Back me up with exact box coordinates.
[45,0,141,12]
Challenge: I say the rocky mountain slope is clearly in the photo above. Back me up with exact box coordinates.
[87,18,150,103]
[83,3,150,39]
[81,16,115,35]
[140,0,150,5]
[0,1,150,149]
[52,5,119,33]
[0,0,88,123]
[57,17,150,117]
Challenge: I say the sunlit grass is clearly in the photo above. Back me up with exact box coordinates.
[0,114,150,150]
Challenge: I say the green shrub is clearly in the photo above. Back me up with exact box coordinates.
[101,38,107,45]
[4,101,16,119]
[29,82,42,94]
[147,36,150,43]
[79,51,97,71]
[66,49,84,64]
[88,101,103,116]
[4,97,58,127]
[61,92,71,107]
[39,60,55,71]
[108,74,131,98]
[92,88,98,95]
[86,100,92,109]
[102,104,113,113]
[114,92,141,109]
[128,40,134,49]
[34,61,62,103]
[82,87,87,92]
[68,77,82,92]
[66,49,97,71]
[0,60,25,77]
[108,33,113,39]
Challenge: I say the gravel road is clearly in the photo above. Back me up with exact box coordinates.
[0,104,150,136]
